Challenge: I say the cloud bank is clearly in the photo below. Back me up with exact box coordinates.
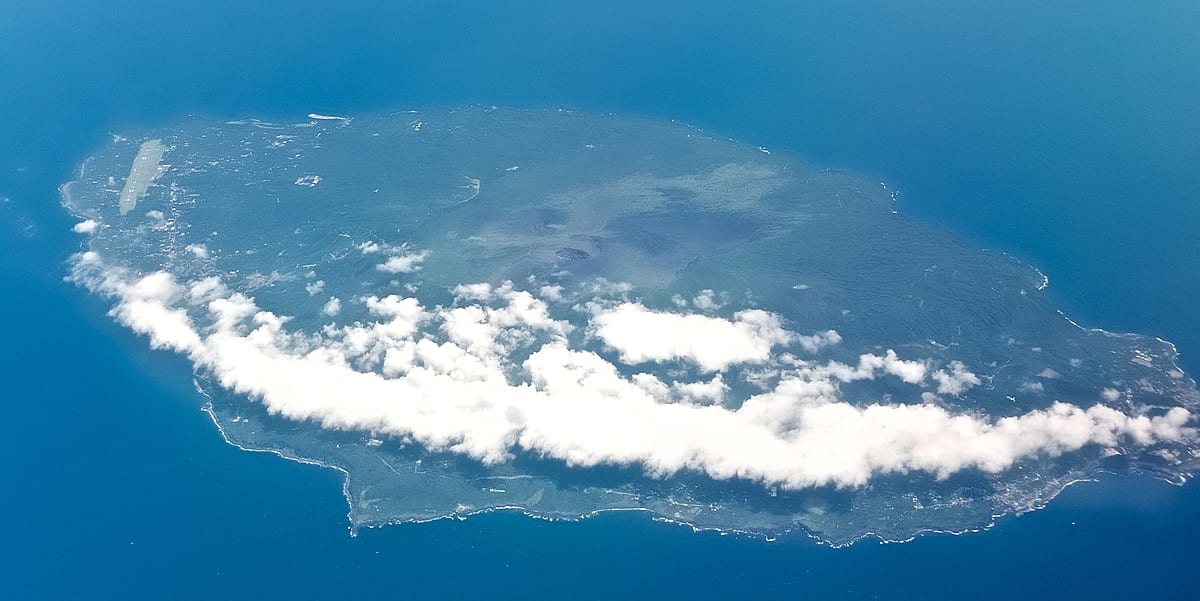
[74,254,1195,490]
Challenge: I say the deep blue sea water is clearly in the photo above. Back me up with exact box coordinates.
[2,1,1198,598]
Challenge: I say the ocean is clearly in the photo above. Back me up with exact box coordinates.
[2,0,1198,598]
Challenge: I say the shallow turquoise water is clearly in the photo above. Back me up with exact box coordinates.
[2,0,1199,598]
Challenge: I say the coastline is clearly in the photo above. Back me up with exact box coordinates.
[60,107,1200,549]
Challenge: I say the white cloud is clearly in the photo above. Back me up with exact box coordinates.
[185,243,210,259]
[1019,381,1045,393]
[452,282,493,301]
[321,296,341,316]
[590,303,795,372]
[538,285,564,302]
[107,271,202,353]
[305,280,326,296]
[855,350,928,385]
[692,289,724,311]
[377,249,430,274]
[932,360,981,395]
[72,258,1197,492]
[796,329,842,353]
[73,219,99,234]
[357,241,431,274]
[188,277,226,302]
[672,374,728,405]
